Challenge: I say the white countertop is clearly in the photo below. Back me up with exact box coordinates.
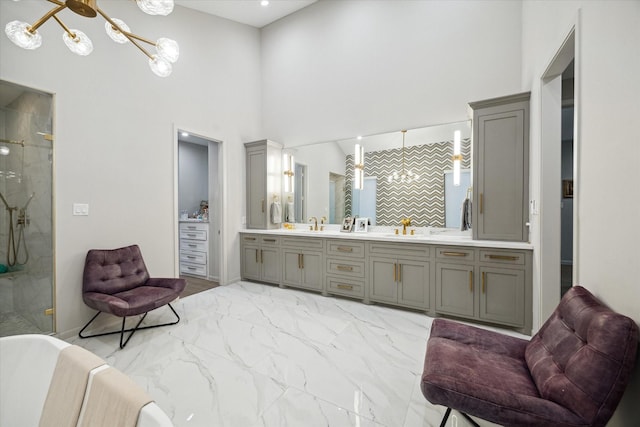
[240,228,533,250]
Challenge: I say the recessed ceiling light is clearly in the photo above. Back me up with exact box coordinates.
[261,0,269,6]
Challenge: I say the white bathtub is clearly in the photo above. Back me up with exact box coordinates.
[0,334,173,427]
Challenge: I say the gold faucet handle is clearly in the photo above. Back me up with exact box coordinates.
[321,216,327,224]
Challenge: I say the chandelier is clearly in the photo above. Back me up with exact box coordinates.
[388,130,419,184]
[4,0,179,77]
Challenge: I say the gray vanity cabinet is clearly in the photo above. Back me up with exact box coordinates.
[245,140,282,230]
[325,240,367,300]
[240,234,281,284]
[368,242,431,310]
[470,92,530,242]
[435,247,476,318]
[281,237,324,292]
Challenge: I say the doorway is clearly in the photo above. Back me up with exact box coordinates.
[540,27,578,322]
[175,129,223,296]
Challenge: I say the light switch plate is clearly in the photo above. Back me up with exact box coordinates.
[73,203,89,216]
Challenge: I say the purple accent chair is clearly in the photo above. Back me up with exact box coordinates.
[421,286,639,427]
[79,245,186,349]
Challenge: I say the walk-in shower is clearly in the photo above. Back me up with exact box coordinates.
[0,80,54,337]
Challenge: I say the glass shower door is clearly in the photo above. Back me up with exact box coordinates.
[0,80,54,336]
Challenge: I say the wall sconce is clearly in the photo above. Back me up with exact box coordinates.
[283,152,295,193]
[354,143,364,190]
[452,130,462,186]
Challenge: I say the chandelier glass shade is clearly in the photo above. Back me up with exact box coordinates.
[388,130,419,184]
[4,0,179,77]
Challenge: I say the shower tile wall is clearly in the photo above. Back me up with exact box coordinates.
[345,139,471,227]
[0,87,53,335]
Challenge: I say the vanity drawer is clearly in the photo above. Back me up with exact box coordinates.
[180,222,208,232]
[479,250,525,265]
[281,236,324,250]
[326,258,365,278]
[261,236,280,246]
[180,230,207,241]
[180,240,207,252]
[180,262,207,277]
[368,242,430,260]
[326,276,365,298]
[326,240,365,258]
[180,250,207,265]
[436,247,475,261]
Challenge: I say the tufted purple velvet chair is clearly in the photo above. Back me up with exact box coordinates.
[79,245,186,349]
[421,286,639,427]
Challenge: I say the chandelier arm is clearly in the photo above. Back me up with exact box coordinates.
[28,4,68,33]
[46,0,65,6]
[52,15,76,39]
[121,31,155,46]
[97,8,154,59]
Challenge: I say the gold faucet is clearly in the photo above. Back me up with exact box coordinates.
[401,217,411,235]
[320,216,327,231]
[309,216,318,231]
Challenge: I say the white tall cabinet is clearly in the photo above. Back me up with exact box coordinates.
[245,140,283,229]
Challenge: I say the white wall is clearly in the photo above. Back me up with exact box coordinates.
[0,1,263,335]
[522,1,640,424]
[261,0,523,145]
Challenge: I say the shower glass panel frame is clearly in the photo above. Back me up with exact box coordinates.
[0,80,54,336]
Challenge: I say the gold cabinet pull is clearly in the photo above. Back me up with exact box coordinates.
[337,284,353,290]
[300,254,304,269]
[442,251,467,257]
[187,226,197,230]
[482,272,486,293]
[297,253,301,269]
[264,238,276,242]
[337,265,353,272]
[187,233,197,237]
[486,254,519,261]
[187,256,196,259]
[244,237,256,241]
[469,271,473,292]
[337,246,353,252]
[260,250,264,264]
[479,193,483,214]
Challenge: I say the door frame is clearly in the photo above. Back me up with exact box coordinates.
[173,125,225,285]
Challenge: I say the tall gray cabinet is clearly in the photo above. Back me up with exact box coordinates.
[470,92,530,242]
[245,140,282,229]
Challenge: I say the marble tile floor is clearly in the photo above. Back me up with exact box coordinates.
[69,281,517,427]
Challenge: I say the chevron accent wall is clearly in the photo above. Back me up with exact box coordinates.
[346,139,471,227]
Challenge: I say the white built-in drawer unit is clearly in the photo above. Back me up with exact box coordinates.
[179,222,209,278]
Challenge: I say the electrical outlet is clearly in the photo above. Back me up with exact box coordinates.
[73,203,89,216]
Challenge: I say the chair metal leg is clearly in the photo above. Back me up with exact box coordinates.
[78,303,181,349]
[439,407,452,427]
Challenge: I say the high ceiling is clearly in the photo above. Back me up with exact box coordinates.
[174,0,317,28]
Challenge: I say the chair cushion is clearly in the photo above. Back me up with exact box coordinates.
[422,318,587,426]
[525,286,639,426]
[83,245,150,295]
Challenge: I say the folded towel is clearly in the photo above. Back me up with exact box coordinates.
[285,201,295,222]
[460,198,472,231]
[271,201,282,224]
[39,345,106,427]
[78,366,153,427]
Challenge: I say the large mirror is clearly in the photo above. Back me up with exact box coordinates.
[286,120,471,228]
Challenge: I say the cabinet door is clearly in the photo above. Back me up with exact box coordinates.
[369,257,398,304]
[242,245,261,281]
[435,263,475,317]
[260,246,281,284]
[282,249,302,287]
[397,260,430,310]
[299,251,323,291]
[246,148,266,229]
[479,267,525,326]
[475,107,526,241]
